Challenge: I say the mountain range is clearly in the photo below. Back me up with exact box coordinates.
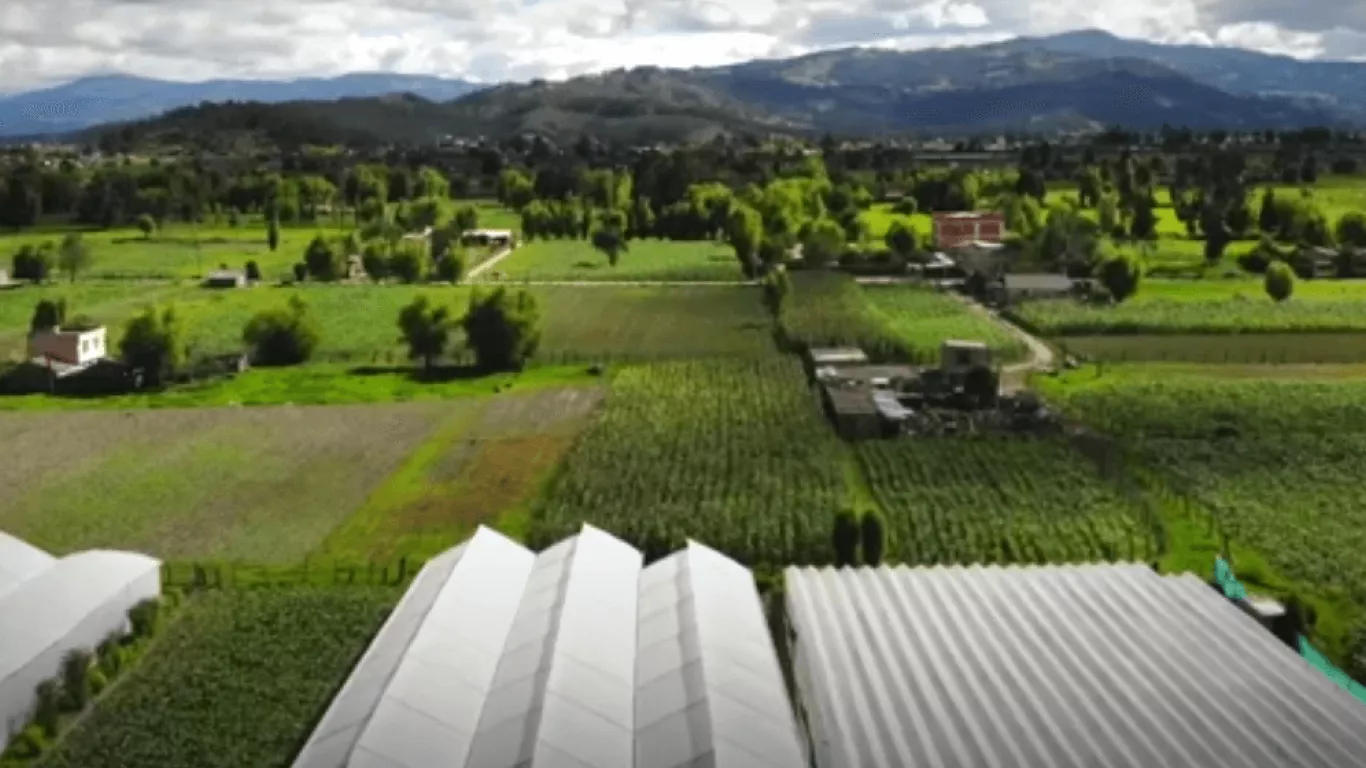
[3,29,1364,143]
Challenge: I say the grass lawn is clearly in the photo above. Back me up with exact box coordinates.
[1016,278,1366,335]
[0,402,456,561]
[41,589,396,768]
[487,238,743,282]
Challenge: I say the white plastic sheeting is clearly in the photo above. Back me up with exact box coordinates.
[785,563,1366,768]
[0,532,54,599]
[0,548,161,750]
[293,526,804,768]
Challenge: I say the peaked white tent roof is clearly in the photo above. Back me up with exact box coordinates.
[294,525,804,768]
[0,532,55,599]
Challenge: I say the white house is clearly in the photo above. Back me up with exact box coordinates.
[28,326,107,366]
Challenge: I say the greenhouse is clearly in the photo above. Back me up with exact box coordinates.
[784,562,1366,768]
[0,540,161,752]
[292,524,804,768]
[0,532,55,599]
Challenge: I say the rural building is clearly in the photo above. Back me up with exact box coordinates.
[997,273,1077,304]
[1298,245,1340,278]
[292,525,804,768]
[821,384,885,440]
[814,363,918,388]
[945,239,1009,278]
[343,253,365,281]
[783,563,1366,768]
[27,325,107,366]
[939,339,992,376]
[0,269,11,288]
[0,533,161,752]
[932,211,1005,250]
[460,228,516,248]
[204,269,247,288]
[806,347,870,368]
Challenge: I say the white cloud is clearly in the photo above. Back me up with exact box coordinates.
[0,0,1360,94]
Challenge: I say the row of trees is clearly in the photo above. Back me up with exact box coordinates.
[9,234,93,283]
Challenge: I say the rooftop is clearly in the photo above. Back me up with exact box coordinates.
[785,563,1366,768]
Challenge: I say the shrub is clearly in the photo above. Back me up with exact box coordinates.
[1264,260,1295,303]
[60,649,94,711]
[11,243,55,283]
[292,262,307,282]
[397,295,454,370]
[303,236,340,281]
[244,260,262,282]
[34,679,61,736]
[1097,251,1142,303]
[860,510,886,566]
[128,598,162,639]
[243,296,320,366]
[832,509,860,567]
[88,668,110,697]
[892,197,918,215]
[30,298,67,332]
[119,305,184,387]
[435,251,467,283]
[389,244,425,284]
[136,213,157,239]
[9,724,49,758]
[97,634,123,676]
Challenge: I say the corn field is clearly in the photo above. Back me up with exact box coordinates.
[857,438,1160,565]
[529,358,848,564]
[1018,296,1366,336]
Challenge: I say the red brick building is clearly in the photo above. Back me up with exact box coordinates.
[932,211,1005,250]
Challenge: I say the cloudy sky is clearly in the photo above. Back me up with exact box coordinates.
[1,0,1364,93]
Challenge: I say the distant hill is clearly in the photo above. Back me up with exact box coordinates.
[43,32,1366,148]
[0,73,482,137]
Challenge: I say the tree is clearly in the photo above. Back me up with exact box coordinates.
[267,210,280,252]
[1129,194,1157,239]
[1258,188,1279,234]
[57,233,92,283]
[453,204,479,233]
[1335,212,1366,248]
[244,260,262,282]
[11,243,54,283]
[243,296,320,366]
[136,213,157,239]
[591,227,628,267]
[761,266,790,319]
[389,242,426,284]
[303,235,340,281]
[832,509,859,567]
[461,287,542,371]
[1265,260,1295,303]
[398,295,454,371]
[1097,250,1142,303]
[119,304,184,386]
[801,218,846,267]
[435,251,467,283]
[30,299,66,332]
[726,204,764,277]
[884,220,918,261]
[292,262,307,282]
[860,511,886,566]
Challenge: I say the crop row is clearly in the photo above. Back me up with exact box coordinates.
[42,589,395,768]
[529,358,849,564]
[857,438,1159,565]
[1017,297,1366,336]
[780,273,1022,363]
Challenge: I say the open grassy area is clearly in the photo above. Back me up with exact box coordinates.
[0,281,191,361]
[41,588,396,768]
[781,272,1024,363]
[859,205,934,242]
[1059,334,1366,364]
[1017,279,1366,335]
[487,238,744,282]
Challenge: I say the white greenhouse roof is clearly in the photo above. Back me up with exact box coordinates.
[784,563,1366,768]
[294,525,804,768]
[0,550,163,685]
[0,532,55,598]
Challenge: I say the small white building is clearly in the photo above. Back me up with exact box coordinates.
[204,270,247,288]
[459,229,515,248]
[27,326,107,366]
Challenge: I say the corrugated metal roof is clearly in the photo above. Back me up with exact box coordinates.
[785,563,1366,768]
[0,532,54,598]
[294,526,803,768]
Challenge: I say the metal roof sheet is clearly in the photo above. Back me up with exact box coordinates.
[784,563,1366,768]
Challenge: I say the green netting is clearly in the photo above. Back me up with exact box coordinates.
[1213,557,1248,601]
[1299,637,1366,705]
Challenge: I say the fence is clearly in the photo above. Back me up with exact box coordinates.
[160,557,429,590]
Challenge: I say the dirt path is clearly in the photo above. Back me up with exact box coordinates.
[462,246,515,283]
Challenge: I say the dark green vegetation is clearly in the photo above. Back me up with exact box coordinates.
[40,589,395,768]
[780,273,1024,363]
[530,358,848,563]
[1038,366,1366,677]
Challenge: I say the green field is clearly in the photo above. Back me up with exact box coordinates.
[1036,363,1366,672]
[1017,279,1366,335]
[487,238,743,282]
[859,205,934,242]
[530,358,849,564]
[1059,334,1366,364]
[41,589,395,768]
[781,272,1024,363]
[0,281,190,361]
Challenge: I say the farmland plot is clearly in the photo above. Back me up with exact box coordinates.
[0,403,451,561]
[486,239,743,282]
[858,438,1159,565]
[531,359,849,564]
[41,589,395,768]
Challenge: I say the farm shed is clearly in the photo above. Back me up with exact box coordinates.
[292,524,803,768]
[998,273,1076,303]
[821,384,884,440]
[0,544,161,752]
[806,347,870,368]
[814,364,918,387]
[461,229,515,248]
[204,269,247,288]
[27,326,106,366]
[783,563,1366,768]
